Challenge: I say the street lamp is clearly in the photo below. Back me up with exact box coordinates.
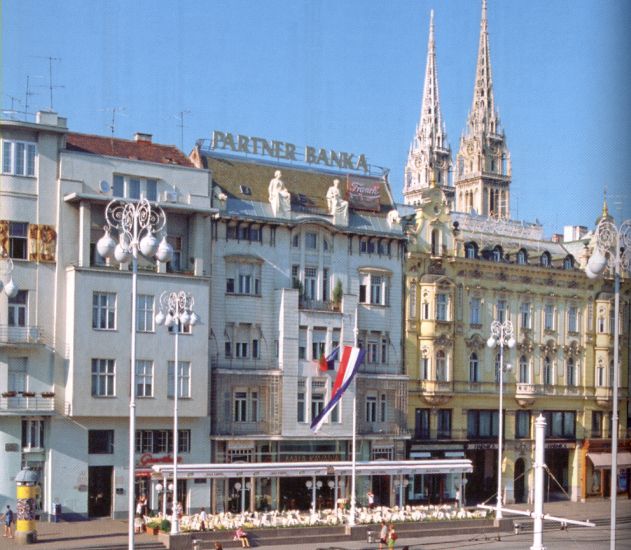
[0,253,19,298]
[586,216,631,550]
[155,290,199,534]
[487,318,515,520]
[96,198,171,550]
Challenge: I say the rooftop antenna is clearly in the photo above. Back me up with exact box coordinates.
[3,95,23,119]
[33,56,63,110]
[177,110,191,151]
[24,75,39,121]
[100,107,126,137]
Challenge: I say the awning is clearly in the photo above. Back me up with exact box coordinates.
[587,452,631,469]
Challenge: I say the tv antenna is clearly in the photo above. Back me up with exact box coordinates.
[33,56,63,110]
[24,75,40,120]
[100,107,126,137]
[3,95,23,119]
[177,110,191,151]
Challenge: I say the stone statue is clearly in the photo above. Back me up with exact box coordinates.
[268,170,291,217]
[326,179,349,217]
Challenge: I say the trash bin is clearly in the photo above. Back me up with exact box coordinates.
[367,530,375,543]
[52,503,61,523]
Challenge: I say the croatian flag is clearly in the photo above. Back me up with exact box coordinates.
[310,346,366,433]
[318,346,339,372]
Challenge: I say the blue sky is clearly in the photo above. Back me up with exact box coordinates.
[3,0,630,235]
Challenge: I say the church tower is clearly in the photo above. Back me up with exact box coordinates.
[403,10,453,207]
[454,0,511,218]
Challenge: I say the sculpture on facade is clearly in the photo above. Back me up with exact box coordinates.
[268,170,291,217]
[326,179,349,218]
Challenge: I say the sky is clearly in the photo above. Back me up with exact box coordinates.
[3,0,630,236]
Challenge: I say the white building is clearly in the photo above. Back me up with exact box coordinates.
[1,112,214,518]
[191,143,409,511]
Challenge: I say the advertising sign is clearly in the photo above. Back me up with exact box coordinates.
[346,175,381,212]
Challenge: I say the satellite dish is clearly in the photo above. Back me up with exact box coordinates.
[99,180,110,194]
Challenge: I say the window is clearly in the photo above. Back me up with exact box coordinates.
[305,232,317,250]
[516,249,528,265]
[311,380,325,421]
[21,419,44,449]
[492,246,502,262]
[92,292,116,330]
[112,174,157,200]
[415,408,430,439]
[310,328,326,360]
[543,356,553,385]
[563,256,574,270]
[540,252,551,267]
[596,361,605,386]
[420,357,429,380]
[370,276,382,304]
[367,340,379,364]
[566,306,577,333]
[226,263,261,296]
[366,395,377,423]
[298,326,307,360]
[297,379,306,422]
[167,361,191,398]
[437,409,451,438]
[8,222,28,259]
[519,355,530,383]
[520,303,531,329]
[544,304,555,330]
[7,357,27,392]
[465,242,478,259]
[1,140,37,176]
[8,290,27,327]
[91,359,115,396]
[88,430,114,454]
[467,410,500,438]
[304,267,317,300]
[166,236,182,272]
[436,350,447,381]
[470,297,481,324]
[566,358,576,387]
[422,301,430,319]
[469,353,479,382]
[136,294,154,332]
[542,411,575,438]
[515,411,530,439]
[135,360,153,397]
[380,393,387,422]
[359,272,389,306]
[591,411,602,438]
[134,429,191,453]
[436,294,448,321]
[496,299,507,323]
[234,390,259,422]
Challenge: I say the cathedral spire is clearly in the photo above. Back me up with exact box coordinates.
[454,0,511,219]
[404,10,452,207]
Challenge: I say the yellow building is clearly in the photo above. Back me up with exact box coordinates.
[402,1,630,506]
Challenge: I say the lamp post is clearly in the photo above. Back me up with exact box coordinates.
[487,318,515,520]
[96,199,171,550]
[0,253,19,298]
[155,290,199,534]
[586,216,631,550]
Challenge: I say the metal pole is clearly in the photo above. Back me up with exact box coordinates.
[128,253,138,550]
[610,266,620,550]
[531,414,546,550]
[349,308,359,526]
[497,338,504,520]
[171,324,180,534]
[162,475,167,517]
[311,476,316,514]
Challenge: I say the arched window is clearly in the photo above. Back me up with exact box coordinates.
[436,350,447,381]
[596,360,605,386]
[543,356,553,385]
[563,255,574,270]
[431,229,440,256]
[492,246,503,262]
[566,358,576,387]
[465,242,478,259]
[540,251,551,267]
[519,355,529,384]
[516,249,528,265]
[469,353,479,382]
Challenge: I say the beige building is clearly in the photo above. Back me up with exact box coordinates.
[403,1,630,506]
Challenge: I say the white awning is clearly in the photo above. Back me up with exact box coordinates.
[587,452,631,469]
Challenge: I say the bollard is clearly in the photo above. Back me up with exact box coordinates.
[15,467,40,544]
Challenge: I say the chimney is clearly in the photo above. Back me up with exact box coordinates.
[134,132,152,143]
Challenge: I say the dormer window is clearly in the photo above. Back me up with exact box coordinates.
[540,251,551,267]
[239,184,252,196]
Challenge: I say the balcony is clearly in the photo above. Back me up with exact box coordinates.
[0,325,48,347]
[213,420,277,437]
[298,298,341,313]
[515,383,537,407]
[358,421,410,437]
[417,380,454,406]
[0,393,55,415]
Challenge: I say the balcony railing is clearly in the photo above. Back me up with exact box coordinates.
[0,395,55,413]
[213,420,278,436]
[0,325,47,346]
[358,422,409,437]
[418,380,454,394]
[298,298,341,312]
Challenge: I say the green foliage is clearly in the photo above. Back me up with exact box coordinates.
[160,518,171,532]
[332,279,343,304]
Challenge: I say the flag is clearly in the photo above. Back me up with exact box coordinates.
[311,346,366,432]
[318,346,339,372]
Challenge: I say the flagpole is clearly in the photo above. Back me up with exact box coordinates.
[349,307,359,527]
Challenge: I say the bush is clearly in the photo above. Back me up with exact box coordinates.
[160,518,171,532]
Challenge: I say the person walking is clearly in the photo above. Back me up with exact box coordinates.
[199,507,208,531]
[2,505,14,538]
[367,490,375,509]
[378,519,388,550]
[387,524,398,549]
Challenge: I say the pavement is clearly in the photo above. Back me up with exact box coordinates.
[0,498,629,550]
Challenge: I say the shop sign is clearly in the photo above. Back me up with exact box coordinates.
[346,175,381,211]
[545,442,575,449]
[467,442,498,450]
[210,130,369,173]
[282,454,340,462]
[137,453,183,467]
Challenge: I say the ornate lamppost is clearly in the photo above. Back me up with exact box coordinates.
[586,215,631,550]
[96,199,171,550]
[0,252,19,298]
[487,319,515,520]
[155,290,199,534]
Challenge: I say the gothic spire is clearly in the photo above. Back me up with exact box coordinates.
[404,10,452,206]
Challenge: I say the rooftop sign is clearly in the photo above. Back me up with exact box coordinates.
[210,130,369,174]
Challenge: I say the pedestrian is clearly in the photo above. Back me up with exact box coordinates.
[234,525,250,548]
[2,505,14,538]
[214,543,223,550]
[199,507,208,531]
[367,490,375,509]
[378,519,388,550]
[387,524,397,548]
[176,501,183,519]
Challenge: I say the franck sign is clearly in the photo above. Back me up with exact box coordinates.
[210,130,369,174]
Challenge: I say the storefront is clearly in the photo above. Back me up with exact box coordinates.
[152,458,472,513]
[583,439,631,499]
